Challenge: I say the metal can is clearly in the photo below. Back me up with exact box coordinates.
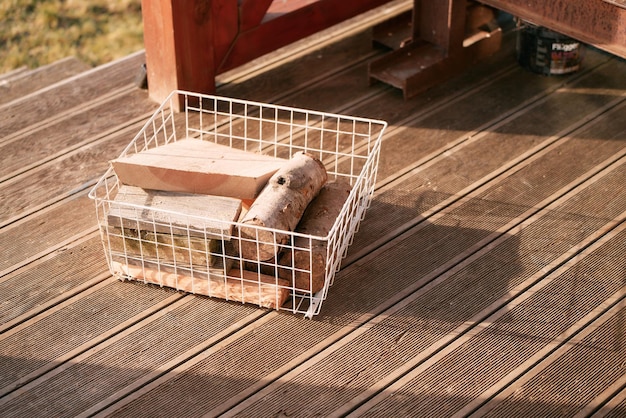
[516,22,583,75]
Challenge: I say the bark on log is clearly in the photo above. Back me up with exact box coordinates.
[278,181,351,293]
[111,261,289,309]
[238,152,327,261]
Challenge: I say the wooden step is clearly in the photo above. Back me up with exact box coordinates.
[0,66,28,83]
[0,51,145,141]
[0,57,91,106]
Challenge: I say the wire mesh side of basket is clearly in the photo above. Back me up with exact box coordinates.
[90,91,387,316]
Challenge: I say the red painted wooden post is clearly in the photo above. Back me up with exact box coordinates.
[218,0,392,73]
[414,0,466,54]
[141,0,237,109]
[141,0,395,108]
[477,0,626,59]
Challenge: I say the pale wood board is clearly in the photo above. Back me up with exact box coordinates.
[111,138,287,199]
[107,226,236,268]
[107,185,242,239]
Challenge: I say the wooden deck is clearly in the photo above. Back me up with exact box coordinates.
[1,2,625,416]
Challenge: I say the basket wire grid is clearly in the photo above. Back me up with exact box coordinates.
[89,90,386,317]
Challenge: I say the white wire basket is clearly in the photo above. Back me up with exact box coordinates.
[89,91,387,317]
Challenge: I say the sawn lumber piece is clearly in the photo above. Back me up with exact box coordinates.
[111,261,289,309]
[107,185,242,239]
[107,226,237,268]
[111,138,286,199]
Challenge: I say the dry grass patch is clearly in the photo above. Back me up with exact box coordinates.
[0,0,143,72]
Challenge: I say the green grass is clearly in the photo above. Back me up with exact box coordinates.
[0,0,144,73]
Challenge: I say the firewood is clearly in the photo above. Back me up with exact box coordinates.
[107,185,242,239]
[107,226,236,269]
[238,152,327,261]
[110,254,231,282]
[278,181,352,293]
[111,138,286,199]
[111,261,289,309]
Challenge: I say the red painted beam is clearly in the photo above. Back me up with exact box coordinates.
[142,0,394,106]
[217,0,392,73]
[477,0,626,58]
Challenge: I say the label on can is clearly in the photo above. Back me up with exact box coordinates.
[549,41,581,74]
[517,24,583,76]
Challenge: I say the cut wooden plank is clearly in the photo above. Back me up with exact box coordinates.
[110,252,233,282]
[111,138,287,199]
[106,185,242,239]
[107,226,236,269]
[239,152,328,261]
[111,261,289,309]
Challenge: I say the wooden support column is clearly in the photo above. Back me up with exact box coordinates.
[414,0,466,55]
[141,0,237,109]
[369,0,502,99]
[477,0,626,59]
[141,0,395,108]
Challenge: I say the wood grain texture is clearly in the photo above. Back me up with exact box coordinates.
[0,57,90,106]
[0,89,156,179]
[107,185,242,239]
[112,138,286,199]
[107,226,236,269]
[111,261,289,309]
[0,51,145,139]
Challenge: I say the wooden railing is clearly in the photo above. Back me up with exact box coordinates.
[141,0,393,107]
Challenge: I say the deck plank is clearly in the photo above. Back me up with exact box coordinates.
[0,51,145,141]
[90,51,626,418]
[593,386,626,418]
[207,98,626,418]
[0,281,179,394]
[343,173,626,418]
[348,56,626,257]
[0,57,91,106]
[0,88,157,180]
[1,9,625,418]
[474,297,626,418]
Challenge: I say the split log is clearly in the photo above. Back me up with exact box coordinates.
[278,181,352,293]
[111,261,290,309]
[111,138,286,199]
[107,185,242,239]
[238,152,327,261]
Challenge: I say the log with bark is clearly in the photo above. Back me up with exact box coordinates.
[238,152,327,261]
[278,181,352,293]
[111,261,290,309]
